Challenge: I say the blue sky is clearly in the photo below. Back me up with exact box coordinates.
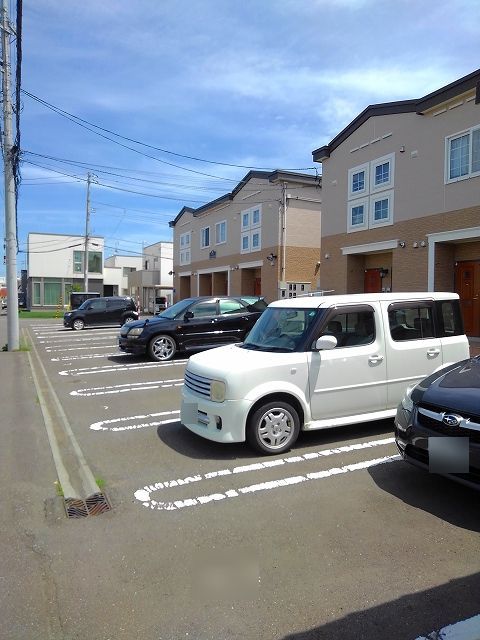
[2,0,479,276]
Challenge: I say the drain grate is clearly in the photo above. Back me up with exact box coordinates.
[64,492,112,518]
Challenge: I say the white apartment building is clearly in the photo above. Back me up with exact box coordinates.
[127,241,174,312]
[27,232,104,307]
[104,254,143,296]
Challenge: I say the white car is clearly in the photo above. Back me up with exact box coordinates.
[181,292,469,455]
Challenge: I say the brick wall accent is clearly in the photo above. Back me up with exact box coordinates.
[320,205,480,293]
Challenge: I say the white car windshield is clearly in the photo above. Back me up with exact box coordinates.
[243,307,320,352]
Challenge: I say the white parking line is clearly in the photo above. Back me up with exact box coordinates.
[71,378,184,396]
[414,614,480,640]
[46,344,115,353]
[51,353,130,362]
[135,455,400,511]
[59,359,188,376]
[134,437,397,511]
[90,410,180,431]
[39,335,117,345]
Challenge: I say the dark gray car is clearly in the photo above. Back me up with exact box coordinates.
[64,296,138,330]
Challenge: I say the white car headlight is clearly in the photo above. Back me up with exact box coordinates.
[210,380,226,403]
[127,327,144,338]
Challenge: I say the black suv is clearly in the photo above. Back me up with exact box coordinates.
[64,296,138,330]
[118,295,267,361]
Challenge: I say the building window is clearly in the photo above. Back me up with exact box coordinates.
[215,220,227,244]
[123,267,136,276]
[73,251,83,273]
[88,252,102,273]
[73,250,102,274]
[370,154,394,191]
[446,126,480,181]
[33,282,41,305]
[347,198,368,233]
[240,205,262,253]
[201,226,210,249]
[347,155,394,233]
[370,191,393,228]
[180,231,191,265]
[348,163,369,199]
[251,230,261,251]
[44,280,62,306]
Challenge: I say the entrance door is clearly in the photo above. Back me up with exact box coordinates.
[455,261,480,336]
[364,269,382,293]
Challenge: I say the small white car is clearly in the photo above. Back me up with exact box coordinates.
[181,292,469,455]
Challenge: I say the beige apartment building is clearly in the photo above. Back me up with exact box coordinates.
[312,68,480,336]
[169,170,322,304]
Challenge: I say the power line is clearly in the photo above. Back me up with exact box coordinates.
[21,89,316,173]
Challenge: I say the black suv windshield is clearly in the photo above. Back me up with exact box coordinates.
[243,307,321,352]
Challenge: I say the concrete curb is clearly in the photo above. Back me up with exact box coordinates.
[25,327,101,502]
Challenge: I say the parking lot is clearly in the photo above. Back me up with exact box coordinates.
[3,317,480,640]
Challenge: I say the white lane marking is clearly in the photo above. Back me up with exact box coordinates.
[133,437,397,511]
[46,344,115,353]
[415,614,480,640]
[51,353,130,362]
[71,378,184,396]
[39,335,117,344]
[34,327,118,336]
[135,454,400,511]
[59,359,188,376]
[90,410,180,431]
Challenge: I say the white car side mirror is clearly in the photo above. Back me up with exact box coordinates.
[313,335,337,351]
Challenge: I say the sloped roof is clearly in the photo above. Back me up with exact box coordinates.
[313,68,480,162]
[169,170,319,227]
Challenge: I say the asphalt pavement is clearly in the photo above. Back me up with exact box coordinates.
[1,313,480,640]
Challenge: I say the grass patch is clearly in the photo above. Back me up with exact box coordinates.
[95,477,106,490]
[18,337,30,351]
[19,310,64,319]
[54,480,64,497]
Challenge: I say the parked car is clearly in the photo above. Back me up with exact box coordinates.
[395,355,480,490]
[118,295,267,361]
[64,296,138,330]
[180,292,469,454]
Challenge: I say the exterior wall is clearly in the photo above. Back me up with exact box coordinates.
[318,205,480,294]
[321,93,479,238]
[104,255,142,294]
[316,83,480,329]
[127,242,174,312]
[27,233,104,308]
[172,174,321,303]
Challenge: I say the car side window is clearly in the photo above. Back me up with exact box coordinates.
[107,299,125,310]
[219,300,244,315]
[322,308,375,348]
[88,299,106,311]
[437,300,464,337]
[189,302,218,318]
[388,303,434,341]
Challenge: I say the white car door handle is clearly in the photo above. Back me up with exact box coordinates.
[368,355,384,364]
[427,348,440,356]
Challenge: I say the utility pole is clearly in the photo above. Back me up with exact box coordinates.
[83,172,92,291]
[1,0,19,350]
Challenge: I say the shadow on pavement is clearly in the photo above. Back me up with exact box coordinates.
[156,418,394,462]
[368,459,480,533]
[281,572,480,640]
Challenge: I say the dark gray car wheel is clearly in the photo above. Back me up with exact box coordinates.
[247,400,300,455]
[72,318,85,331]
[123,315,136,324]
[148,335,177,362]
